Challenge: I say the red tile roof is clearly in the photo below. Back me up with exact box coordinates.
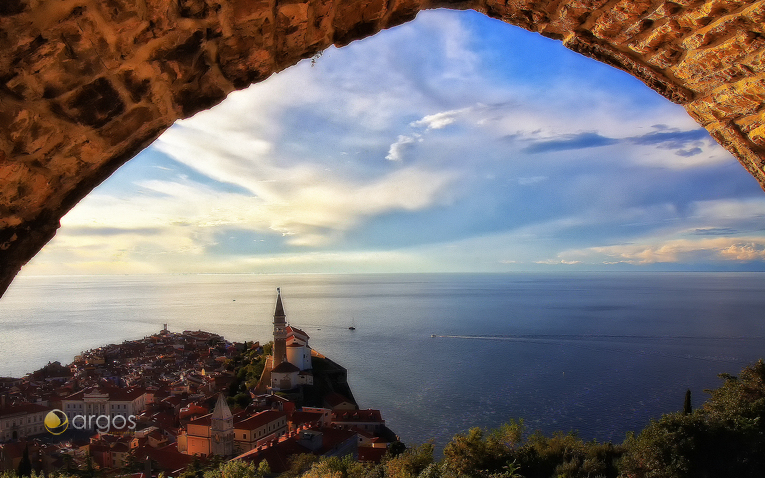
[358,446,387,463]
[289,411,323,427]
[271,362,300,374]
[234,410,286,431]
[186,413,212,427]
[0,403,50,417]
[234,426,356,473]
[323,392,354,409]
[331,409,383,423]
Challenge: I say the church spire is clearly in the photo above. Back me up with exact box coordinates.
[273,288,287,367]
[210,393,233,456]
[275,287,285,318]
[211,393,233,421]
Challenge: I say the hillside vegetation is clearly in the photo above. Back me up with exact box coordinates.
[8,360,765,478]
[284,359,765,478]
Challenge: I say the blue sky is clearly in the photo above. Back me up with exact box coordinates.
[23,9,765,275]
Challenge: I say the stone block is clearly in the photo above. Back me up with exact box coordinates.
[385,0,420,28]
[685,96,717,126]
[276,2,310,51]
[333,0,387,46]
[645,45,684,70]
[674,31,765,82]
[53,77,126,128]
[97,106,159,147]
[735,110,765,134]
[681,16,749,51]
[683,65,747,93]
[551,0,610,32]
[230,0,272,22]
[629,19,683,56]
[676,0,749,30]
[0,0,28,16]
[749,122,765,147]
[218,33,275,88]
[590,0,653,41]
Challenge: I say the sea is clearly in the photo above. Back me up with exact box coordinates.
[2,272,765,452]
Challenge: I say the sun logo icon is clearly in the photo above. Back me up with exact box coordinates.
[44,409,69,435]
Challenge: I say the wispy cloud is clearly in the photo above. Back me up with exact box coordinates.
[410,108,467,130]
[518,126,723,168]
[564,237,765,264]
[522,132,618,153]
[386,135,420,161]
[23,9,765,275]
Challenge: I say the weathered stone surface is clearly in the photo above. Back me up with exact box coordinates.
[2,0,765,296]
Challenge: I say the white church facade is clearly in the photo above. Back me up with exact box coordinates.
[270,289,314,392]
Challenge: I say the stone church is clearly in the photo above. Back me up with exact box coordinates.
[270,288,314,392]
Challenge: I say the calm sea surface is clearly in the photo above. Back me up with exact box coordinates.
[2,272,765,451]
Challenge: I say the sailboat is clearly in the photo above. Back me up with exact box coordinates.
[349,317,356,331]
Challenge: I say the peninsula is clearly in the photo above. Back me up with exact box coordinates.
[0,289,395,476]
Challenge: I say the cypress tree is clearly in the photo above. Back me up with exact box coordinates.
[17,444,32,477]
[683,389,692,415]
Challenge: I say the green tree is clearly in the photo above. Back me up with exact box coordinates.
[443,427,513,477]
[281,454,320,478]
[203,459,270,478]
[383,442,434,478]
[683,389,692,415]
[621,360,765,478]
[17,444,32,477]
[298,455,376,478]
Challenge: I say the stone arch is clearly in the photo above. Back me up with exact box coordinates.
[1,0,765,296]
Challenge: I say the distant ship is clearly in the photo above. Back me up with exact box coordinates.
[349,317,356,330]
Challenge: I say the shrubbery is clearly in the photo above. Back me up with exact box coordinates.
[285,359,765,478]
[6,361,765,478]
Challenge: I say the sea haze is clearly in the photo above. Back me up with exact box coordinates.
[2,272,765,450]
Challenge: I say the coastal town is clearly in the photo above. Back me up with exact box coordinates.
[0,289,395,476]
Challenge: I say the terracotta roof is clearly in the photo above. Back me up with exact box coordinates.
[332,409,383,423]
[315,427,358,455]
[323,392,354,408]
[234,410,286,430]
[285,326,309,340]
[271,362,300,374]
[289,411,323,426]
[359,446,387,463]
[107,387,145,401]
[62,390,86,401]
[234,426,356,473]
[0,403,50,417]
[186,413,212,427]
[134,443,193,475]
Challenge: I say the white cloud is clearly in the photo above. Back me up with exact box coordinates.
[386,135,419,161]
[564,237,765,264]
[689,198,765,223]
[410,108,468,130]
[22,9,765,276]
[535,259,582,265]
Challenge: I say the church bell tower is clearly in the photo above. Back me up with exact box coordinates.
[210,393,233,456]
[273,288,287,367]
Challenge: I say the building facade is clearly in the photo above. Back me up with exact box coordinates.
[0,404,50,441]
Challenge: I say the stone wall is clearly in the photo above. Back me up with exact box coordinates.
[1,0,765,295]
